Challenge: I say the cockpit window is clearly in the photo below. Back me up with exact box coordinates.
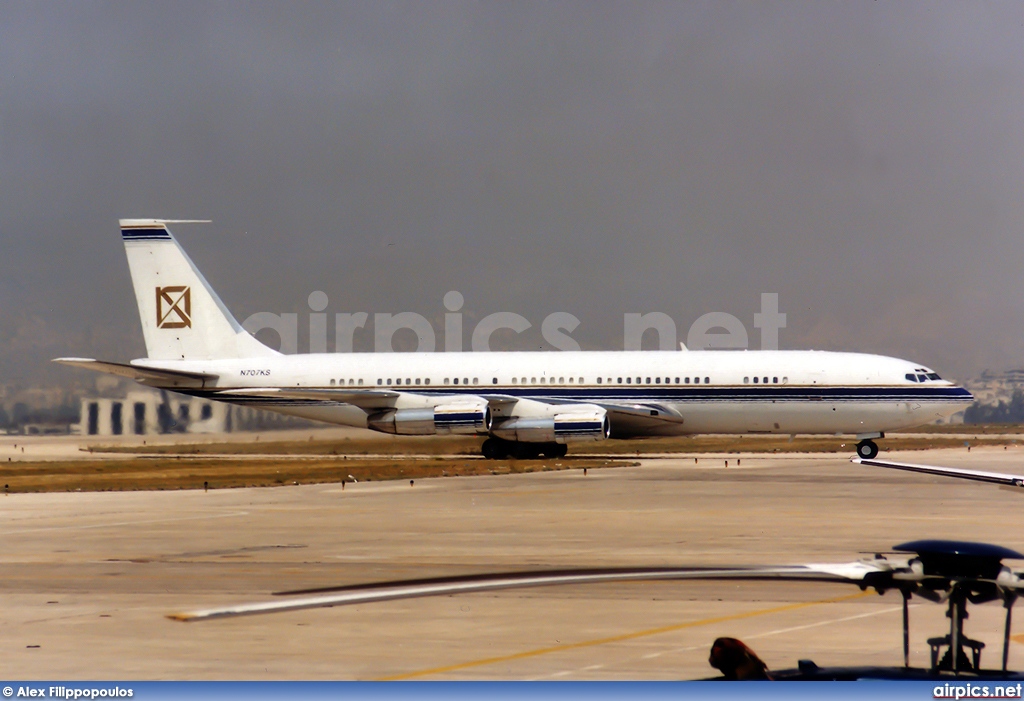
[916,374,927,382]
[926,373,941,380]
[905,373,918,382]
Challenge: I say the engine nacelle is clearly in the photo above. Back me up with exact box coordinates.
[491,408,610,444]
[434,403,491,435]
[367,403,490,436]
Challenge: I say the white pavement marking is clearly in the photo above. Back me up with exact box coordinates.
[742,604,910,642]
[533,604,910,679]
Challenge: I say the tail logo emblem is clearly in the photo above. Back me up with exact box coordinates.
[156,286,192,329]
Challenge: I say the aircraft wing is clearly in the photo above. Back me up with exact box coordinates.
[596,402,686,437]
[169,561,890,622]
[213,390,683,436]
[852,457,1024,489]
[217,387,400,410]
[477,394,521,409]
[52,357,217,389]
[220,389,522,412]
[479,395,683,428]
[479,395,685,437]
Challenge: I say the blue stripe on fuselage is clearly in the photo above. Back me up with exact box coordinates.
[429,385,973,403]
[192,385,972,406]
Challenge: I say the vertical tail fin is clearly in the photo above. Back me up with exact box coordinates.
[120,219,279,360]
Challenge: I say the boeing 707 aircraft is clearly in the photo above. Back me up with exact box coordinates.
[55,220,973,459]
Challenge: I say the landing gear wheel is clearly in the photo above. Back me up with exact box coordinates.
[512,443,541,460]
[856,439,879,459]
[540,443,568,459]
[481,438,509,460]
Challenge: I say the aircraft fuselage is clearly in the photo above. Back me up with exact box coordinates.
[136,349,971,437]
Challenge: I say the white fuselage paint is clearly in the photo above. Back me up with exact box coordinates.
[136,349,972,437]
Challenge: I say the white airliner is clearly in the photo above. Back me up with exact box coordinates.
[55,219,973,459]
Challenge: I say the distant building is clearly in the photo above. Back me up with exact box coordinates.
[959,370,1024,424]
[74,390,228,436]
[963,370,1024,406]
[19,423,74,436]
[72,389,314,436]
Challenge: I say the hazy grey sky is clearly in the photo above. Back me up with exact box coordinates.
[3,1,1024,386]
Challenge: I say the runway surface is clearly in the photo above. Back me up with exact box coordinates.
[2,446,1022,679]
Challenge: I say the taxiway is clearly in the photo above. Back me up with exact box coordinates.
[1,446,1021,679]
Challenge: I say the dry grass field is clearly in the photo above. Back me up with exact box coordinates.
[3,425,1022,494]
[85,426,1024,456]
[0,454,633,493]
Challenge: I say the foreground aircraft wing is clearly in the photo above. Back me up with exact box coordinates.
[852,457,1024,489]
[52,358,217,389]
[169,561,889,622]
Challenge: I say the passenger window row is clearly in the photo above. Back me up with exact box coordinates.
[327,376,729,388]
[511,377,585,385]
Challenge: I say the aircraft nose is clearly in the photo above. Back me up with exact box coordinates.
[954,387,974,404]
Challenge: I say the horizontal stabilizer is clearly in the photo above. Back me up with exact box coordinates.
[52,357,217,389]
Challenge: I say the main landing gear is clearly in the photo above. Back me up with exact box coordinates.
[856,439,879,459]
[481,437,568,460]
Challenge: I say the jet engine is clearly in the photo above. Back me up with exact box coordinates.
[491,407,611,444]
[367,402,491,436]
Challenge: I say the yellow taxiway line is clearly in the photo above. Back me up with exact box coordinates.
[376,590,871,680]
